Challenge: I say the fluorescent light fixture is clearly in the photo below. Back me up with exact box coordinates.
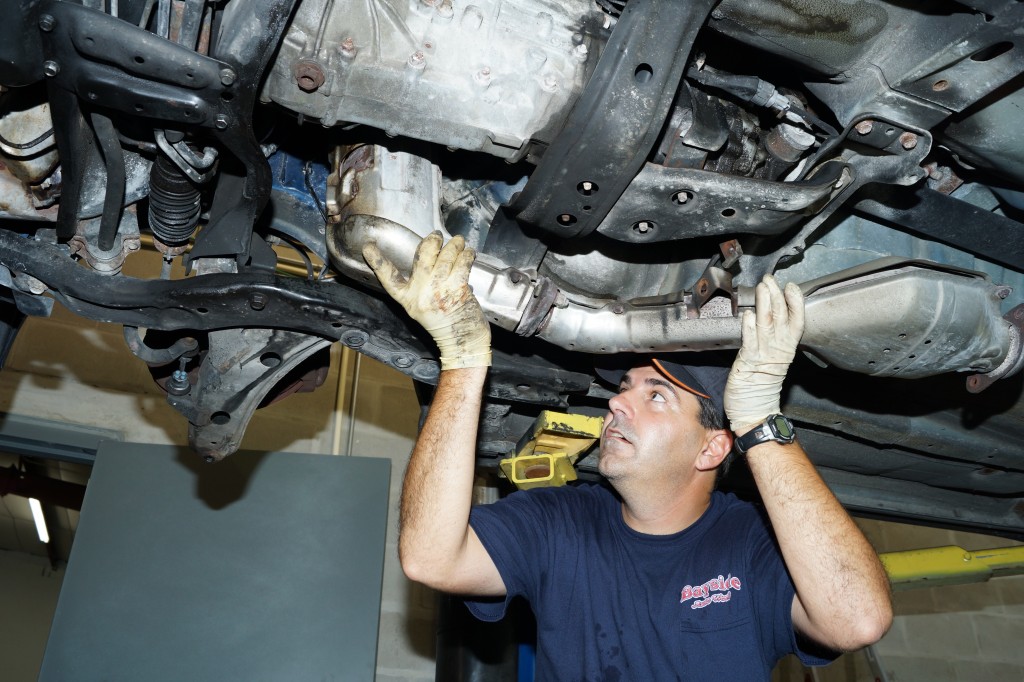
[29,498,50,544]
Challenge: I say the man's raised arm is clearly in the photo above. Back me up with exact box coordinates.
[363,232,506,596]
[725,276,894,652]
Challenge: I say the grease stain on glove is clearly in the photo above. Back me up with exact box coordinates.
[363,232,492,370]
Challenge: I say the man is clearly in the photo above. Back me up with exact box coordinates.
[363,232,893,680]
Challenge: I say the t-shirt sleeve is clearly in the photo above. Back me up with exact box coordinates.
[464,487,584,622]
[747,508,839,667]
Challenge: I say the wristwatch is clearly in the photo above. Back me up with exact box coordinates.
[734,414,797,454]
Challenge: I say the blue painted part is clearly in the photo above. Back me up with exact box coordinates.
[518,641,535,682]
[269,150,330,211]
[264,150,332,259]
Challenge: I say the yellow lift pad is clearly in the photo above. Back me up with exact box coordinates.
[499,411,604,490]
[880,544,1024,591]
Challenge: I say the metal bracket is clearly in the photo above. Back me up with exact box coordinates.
[167,328,332,461]
[690,256,734,311]
[893,2,1024,114]
[595,160,844,243]
[510,0,719,238]
[737,114,932,284]
[967,303,1024,393]
[39,2,234,127]
[515,277,560,337]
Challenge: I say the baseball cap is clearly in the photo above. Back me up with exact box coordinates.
[595,353,732,418]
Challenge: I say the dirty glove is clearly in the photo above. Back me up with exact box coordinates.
[362,232,491,370]
[725,274,805,432]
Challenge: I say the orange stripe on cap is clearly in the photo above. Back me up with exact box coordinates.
[651,358,712,401]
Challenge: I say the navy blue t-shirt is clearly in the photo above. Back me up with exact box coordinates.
[466,485,832,681]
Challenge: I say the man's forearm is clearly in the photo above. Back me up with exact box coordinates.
[398,366,487,585]
[746,440,893,651]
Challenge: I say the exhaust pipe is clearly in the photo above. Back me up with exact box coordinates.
[326,145,1020,385]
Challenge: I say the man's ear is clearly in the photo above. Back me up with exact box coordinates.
[695,430,733,472]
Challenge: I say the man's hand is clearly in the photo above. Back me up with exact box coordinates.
[725,274,805,432]
[363,231,491,370]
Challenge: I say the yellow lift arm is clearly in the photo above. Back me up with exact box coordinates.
[880,544,1024,591]
[499,411,604,490]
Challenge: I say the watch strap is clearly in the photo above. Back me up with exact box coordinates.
[734,414,796,454]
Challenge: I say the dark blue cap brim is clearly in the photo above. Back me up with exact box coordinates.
[595,353,732,418]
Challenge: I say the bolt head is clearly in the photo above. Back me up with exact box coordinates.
[42,60,59,77]
[249,292,267,310]
[899,132,919,150]
[219,68,236,86]
[39,14,55,31]
[854,120,873,135]
[214,114,229,130]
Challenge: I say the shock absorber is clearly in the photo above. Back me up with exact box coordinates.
[148,154,202,247]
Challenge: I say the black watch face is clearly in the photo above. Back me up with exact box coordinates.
[772,416,794,439]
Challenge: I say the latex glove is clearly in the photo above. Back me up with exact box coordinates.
[362,232,491,370]
[725,274,805,433]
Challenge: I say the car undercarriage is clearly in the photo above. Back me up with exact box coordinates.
[1,0,1023,536]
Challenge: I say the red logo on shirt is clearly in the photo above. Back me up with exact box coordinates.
[679,574,742,609]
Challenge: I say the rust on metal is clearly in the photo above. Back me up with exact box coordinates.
[966,302,1024,393]
[719,238,742,268]
[923,162,964,195]
[325,144,374,219]
[340,37,357,59]
[293,59,326,92]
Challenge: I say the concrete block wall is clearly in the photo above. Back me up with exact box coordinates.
[775,520,1024,682]
[861,520,1024,682]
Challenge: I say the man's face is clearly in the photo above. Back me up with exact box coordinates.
[598,364,708,483]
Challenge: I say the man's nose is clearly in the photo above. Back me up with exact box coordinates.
[607,388,633,416]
